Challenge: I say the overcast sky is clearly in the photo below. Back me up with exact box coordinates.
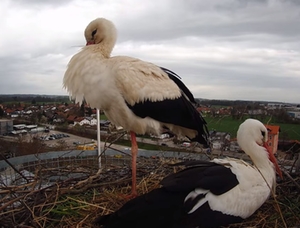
[0,0,299,103]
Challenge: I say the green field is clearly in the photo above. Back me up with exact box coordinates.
[204,116,300,140]
[100,114,300,141]
[100,114,108,120]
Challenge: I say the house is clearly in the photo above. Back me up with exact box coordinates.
[73,117,98,126]
[229,141,240,152]
[44,111,55,122]
[24,110,33,115]
[82,117,95,125]
[0,119,13,135]
[209,131,231,151]
[5,108,15,116]
[73,117,86,126]
[66,115,78,124]
[216,108,231,115]
[90,118,98,125]
[197,107,211,114]
[265,124,280,154]
[287,111,300,120]
[11,113,19,118]
[53,112,67,123]
[248,109,264,115]
[267,103,284,110]
[159,133,170,139]
[212,141,222,150]
[100,120,110,127]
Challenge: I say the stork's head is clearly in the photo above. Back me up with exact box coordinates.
[237,119,282,179]
[237,119,267,148]
[84,18,117,48]
[246,119,268,146]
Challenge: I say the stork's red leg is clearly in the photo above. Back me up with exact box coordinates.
[130,131,138,197]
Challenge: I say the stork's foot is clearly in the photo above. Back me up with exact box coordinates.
[119,191,138,200]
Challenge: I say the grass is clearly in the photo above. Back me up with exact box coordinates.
[100,114,108,120]
[111,138,191,152]
[204,115,300,140]
[100,113,300,140]
[44,195,93,226]
[273,123,300,141]
[205,116,243,137]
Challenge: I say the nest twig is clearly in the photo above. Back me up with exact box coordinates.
[0,156,299,228]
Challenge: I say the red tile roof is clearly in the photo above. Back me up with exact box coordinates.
[5,108,14,113]
[197,107,211,112]
[67,115,77,121]
[75,117,85,122]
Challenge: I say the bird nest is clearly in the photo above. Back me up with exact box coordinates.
[0,156,299,228]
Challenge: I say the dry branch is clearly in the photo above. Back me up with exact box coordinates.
[0,156,299,228]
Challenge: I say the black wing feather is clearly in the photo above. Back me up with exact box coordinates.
[94,161,241,228]
[126,96,209,146]
[126,67,210,146]
[161,161,239,195]
[160,66,196,103]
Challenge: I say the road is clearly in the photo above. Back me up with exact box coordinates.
[36,131,221,154]
[3,129,248,160]
[12,130,127,152]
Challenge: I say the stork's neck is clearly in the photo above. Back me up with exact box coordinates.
[246,142,276,183]
[89,38,116,58]
[246,143,268,166]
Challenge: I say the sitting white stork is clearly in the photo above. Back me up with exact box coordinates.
[93,119,283,228]
[63,18,209,197]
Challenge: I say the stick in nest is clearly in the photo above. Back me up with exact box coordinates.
[70,169,103,189]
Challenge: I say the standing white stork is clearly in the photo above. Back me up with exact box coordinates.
[63,18,209,197]
[93,119,283,228]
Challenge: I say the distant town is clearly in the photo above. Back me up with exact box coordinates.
[0,94,299,160]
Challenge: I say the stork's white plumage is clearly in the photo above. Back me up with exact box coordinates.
[94,119,282,228]
[63,18,209,197]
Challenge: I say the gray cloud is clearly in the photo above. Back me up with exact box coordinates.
[0,0,299,103]
[10,0,75,8]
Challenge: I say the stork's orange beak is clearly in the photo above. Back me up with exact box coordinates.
[86,41,95,46]
[263,142,283,179]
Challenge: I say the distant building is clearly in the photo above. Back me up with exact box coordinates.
[267,103,284,109]
[0,119,13,135]
[74,117,88,126]
[13,124,26,130]
[74,117,98,126]
[210,131,231,150]
[229,141,240,152]
[248,109,264,115]
[212,141,222,150]
[287,111,300,119]
[265,124,280,154]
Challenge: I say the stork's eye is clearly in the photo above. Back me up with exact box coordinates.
[261,131,265,137]
[91,29,97,37]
